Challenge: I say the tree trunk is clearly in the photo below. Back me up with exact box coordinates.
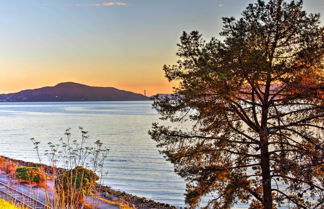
[260,131,273,209]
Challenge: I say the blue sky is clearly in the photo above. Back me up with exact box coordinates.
[0,0,323,95]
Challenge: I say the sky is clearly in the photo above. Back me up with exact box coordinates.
[0,0,323,95]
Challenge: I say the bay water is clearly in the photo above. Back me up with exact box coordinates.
[0,101,255,208]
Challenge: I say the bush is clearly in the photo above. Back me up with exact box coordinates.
[55,166,99,205]
[0,157,19,176]
[15,167,46,185]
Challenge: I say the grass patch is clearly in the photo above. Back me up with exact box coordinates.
[0,199,22,209]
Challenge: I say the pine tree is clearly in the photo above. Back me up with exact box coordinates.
[150,1,324,208]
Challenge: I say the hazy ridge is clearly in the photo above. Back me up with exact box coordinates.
[0,82,149,102]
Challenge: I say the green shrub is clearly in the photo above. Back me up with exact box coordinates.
[55,166,99,205]
[15,167,46,185]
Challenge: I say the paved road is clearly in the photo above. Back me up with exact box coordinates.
[86,196,119,209]
[0,172,49,209]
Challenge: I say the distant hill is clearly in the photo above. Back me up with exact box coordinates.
[0,82,149,102]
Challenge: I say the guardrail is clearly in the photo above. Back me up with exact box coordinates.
[0,181,50,209]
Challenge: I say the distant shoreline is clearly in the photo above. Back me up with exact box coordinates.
[0,82,150,102]
[0,100,151,103]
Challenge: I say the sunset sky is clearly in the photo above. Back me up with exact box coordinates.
[0,0,323,95]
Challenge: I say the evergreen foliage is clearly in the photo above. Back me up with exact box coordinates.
[150,0,324,208]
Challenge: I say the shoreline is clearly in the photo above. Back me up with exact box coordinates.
[0,156,180,209]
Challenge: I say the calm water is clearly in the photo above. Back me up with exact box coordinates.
[0,101,189,207]
[0,101,254,208]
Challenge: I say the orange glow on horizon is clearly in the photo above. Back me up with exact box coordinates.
[0,79,175,97]
[0,55,177,96]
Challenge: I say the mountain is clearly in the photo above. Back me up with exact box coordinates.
[0,82,149,102]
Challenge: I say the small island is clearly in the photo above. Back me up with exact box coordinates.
[0,82,149,102]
